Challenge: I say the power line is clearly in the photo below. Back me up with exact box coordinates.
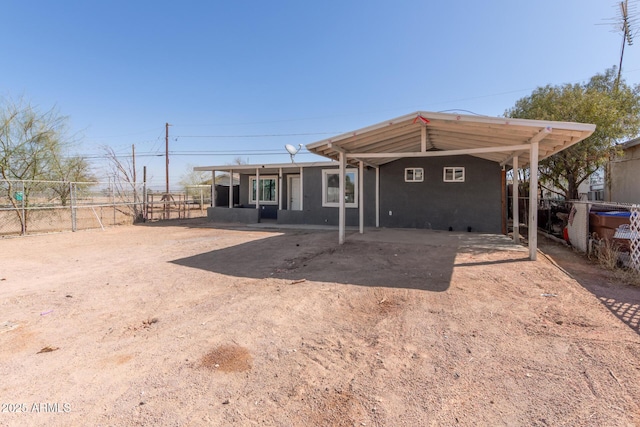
[166,152,315,157]
[172,149,306,154]
[78,150,316,160]
[82,68,640,145]
[175,132,342,138]
[79,67,640,163]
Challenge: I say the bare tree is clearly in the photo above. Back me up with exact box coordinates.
[102,146,142,221]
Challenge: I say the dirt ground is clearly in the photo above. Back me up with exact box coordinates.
[1,219,640,426]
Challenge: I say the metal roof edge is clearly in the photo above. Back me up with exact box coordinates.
[194,160,337,172]
[418,111,596,133]
[622,136,640,149]
[305,110,596,150]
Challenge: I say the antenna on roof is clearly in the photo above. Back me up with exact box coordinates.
[285,144,303,162]
[603,0,638,87]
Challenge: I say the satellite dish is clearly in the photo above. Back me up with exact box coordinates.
[285,144,303,162]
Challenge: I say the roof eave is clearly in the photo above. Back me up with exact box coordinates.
[194,160,338,172]
[305,110,596,152]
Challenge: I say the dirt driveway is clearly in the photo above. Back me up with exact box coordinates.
[1,219,639,426]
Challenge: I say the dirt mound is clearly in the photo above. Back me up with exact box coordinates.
[200,344,252,373]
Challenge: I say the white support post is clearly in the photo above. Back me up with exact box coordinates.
[421,126,427,152]
[299,167,304,210]
[529,143,539,260]
[339,152,346,244]
[359,161,364,234]
[278,168,283,211]
[229,169,233,208]
[212,171,216,207]
[256,168,260,212]
[375,166,380,228]
[512,156,519,243]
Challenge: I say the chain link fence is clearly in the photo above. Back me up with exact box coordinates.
[0,180,211,237]
[536,198,572,237]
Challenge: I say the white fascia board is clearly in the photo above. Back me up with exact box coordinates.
[194,161,336,172]
[305,111,596,151]
[418,111,596,134]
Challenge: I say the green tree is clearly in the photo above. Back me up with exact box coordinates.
[0,98,63,181]
[179,163,211,188]
[49,155,97,206]
[0,98,94,230]
[179,164,211,205]
[506,68,640,199]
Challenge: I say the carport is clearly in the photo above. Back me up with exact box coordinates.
[306,111,596,260]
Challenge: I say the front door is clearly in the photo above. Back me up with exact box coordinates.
[288,175,301,210]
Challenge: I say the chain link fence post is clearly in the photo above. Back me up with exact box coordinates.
[20,181,26,236]
[70,182,77,232]
[112,182,116,226]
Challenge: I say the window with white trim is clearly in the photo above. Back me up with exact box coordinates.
[405,168,424,182]
[322,169,358,208]
[443,167,465,182]
[249,176,277,204]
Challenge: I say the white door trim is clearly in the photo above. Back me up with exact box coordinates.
[288,175,301,210]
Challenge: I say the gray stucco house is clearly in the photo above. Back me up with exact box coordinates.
[201,156,501,232]
[195,111,595,260]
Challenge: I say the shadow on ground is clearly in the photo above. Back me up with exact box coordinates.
[538,236,640,337]
[171,230,453,291]
[170,223,528,292]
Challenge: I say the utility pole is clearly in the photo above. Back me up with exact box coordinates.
[143,165,147,222]
[165,122,171,195]
[132,144,138,218]
[164,122,172,220]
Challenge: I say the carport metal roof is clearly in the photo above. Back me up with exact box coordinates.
[305,111,596,262]
[305,111,595,168]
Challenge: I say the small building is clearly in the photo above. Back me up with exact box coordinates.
[608,137,640,204]
[195,111,595,260]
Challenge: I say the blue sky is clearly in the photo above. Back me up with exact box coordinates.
[2,1,639,189]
